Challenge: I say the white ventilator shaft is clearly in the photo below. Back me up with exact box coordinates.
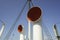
[0,24,5,37]
[20,33,24,40]
[19,25,25,40]
[28,21,31,40]
[33,24,42,40]
[53,25,58,40]
[53,26,57,36]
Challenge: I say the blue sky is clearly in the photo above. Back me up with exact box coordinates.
[0,0,60,40]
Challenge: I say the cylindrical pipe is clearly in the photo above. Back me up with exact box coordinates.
[20,33,24,40]
[18,25,25,40]
[53,24,57,37]
[33,24,42,40]
[27,7,42,40]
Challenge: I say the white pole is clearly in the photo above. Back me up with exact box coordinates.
[53,24,57,36]
[24,35,26,40]
[53,24,58,40]
[33,19,42,40]
[33,24,42,40]
[19,25,24,40]
[20,33,24,40]
[28,20,31,40]
[0,24,5,37]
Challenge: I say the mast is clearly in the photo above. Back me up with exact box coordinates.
[27,0,32,40]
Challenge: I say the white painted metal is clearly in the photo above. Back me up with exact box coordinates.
[53,24,57,36]
[20,33,24,40]
[28,21,31,40]
[0,24,5,37]
[33,24,42,40]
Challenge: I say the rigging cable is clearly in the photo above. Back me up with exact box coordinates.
[4,1,28,40]
[42,22,54,40]
[31,0,34,7]
[0,20,5,25]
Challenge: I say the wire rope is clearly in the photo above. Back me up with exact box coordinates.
[42,22,54,40]
[4,1,28,40]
